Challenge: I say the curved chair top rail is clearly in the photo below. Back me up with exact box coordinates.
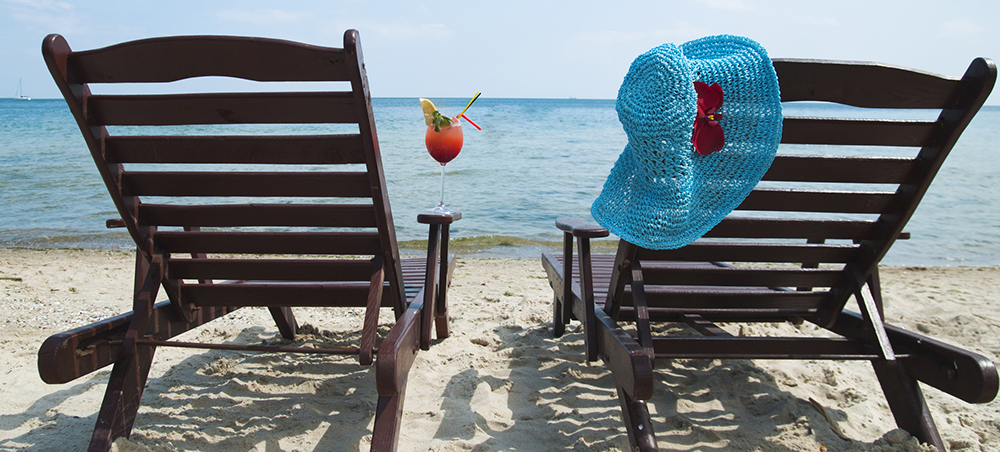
[47,34,355,84]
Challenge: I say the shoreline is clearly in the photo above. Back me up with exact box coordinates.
[2,248,998,451]
[3,237,998,267]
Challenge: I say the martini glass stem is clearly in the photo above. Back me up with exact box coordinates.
[439,163,446,206]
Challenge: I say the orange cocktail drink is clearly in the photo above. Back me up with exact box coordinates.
[425,119,463,165]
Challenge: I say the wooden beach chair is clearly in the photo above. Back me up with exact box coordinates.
[542,57,998,451]
[39,30,456,452]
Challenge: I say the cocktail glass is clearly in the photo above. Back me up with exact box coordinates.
[425,117,463,215]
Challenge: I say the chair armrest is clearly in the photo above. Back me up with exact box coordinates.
[830,310,998,404]
[555,217,609,238]
[417,211,461,224]
[377,300,422,396]
[554,217,608,361]
[415,209,460,349]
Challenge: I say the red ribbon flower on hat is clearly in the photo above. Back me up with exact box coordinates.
[692,81,724,155]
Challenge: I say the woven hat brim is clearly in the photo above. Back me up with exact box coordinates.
[593,35,782,250]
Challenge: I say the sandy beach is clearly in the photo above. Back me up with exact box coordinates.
[1,248,998,451]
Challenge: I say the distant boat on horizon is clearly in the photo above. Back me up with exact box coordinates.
[15,78,30,100]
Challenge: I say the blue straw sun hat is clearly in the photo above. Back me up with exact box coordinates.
[592,35,782,250]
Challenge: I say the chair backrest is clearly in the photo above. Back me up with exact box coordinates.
[609,58,995,328]
[42,30,406,316]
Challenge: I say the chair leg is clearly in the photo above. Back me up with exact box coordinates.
[853,267,944,450]
[616,382,658,451]
[871,360,944,451]
[577,238,598,362]
[553,294,566,337]
[360,257,386,366]
[554,231,574,338]
[434,303,449,339]
[90,255,161,451]
[420,224,441,351]
[434,225,451,340]
[371,383,407,452]
[269,307,298,340]
[89,253,163,452]
[868,269,885,321]
[89,343,156,452]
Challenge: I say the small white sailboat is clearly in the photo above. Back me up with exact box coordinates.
[15,78,30,100]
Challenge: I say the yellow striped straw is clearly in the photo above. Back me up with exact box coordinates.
[458,92,481,117]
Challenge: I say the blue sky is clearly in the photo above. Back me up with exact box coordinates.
[3,0,999,104]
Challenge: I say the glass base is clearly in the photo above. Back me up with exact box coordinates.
[425,203,460,216]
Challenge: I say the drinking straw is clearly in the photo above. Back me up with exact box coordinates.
[458,92,481,118]
[461,114,481,130]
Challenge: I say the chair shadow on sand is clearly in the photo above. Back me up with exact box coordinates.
[10,319,403,450]
[0,375,107,449]
[134,323,391,451]
[12,307,911,451]
[431,318,903,451]
[430,322,631,450]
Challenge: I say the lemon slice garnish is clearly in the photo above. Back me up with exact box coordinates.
[420,98,437,126]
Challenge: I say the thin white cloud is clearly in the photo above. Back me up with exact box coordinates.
[2,0,81,34]
[2,0,73,12]
[801,15,838,27]
[214,9,309,25]
[571,30,646,45]
[570,24,710,46]
[939,19,982,39]
[692,0,752,11]
[360,21,453,40]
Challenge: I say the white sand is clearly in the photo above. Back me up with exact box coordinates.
[1,249,998,451]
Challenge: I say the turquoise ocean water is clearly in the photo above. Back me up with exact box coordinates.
[1,98,998,266]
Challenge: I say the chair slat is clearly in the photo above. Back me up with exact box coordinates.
[139,204,378,228]
[68,36,350,83]
[154,231,382,254]
[642,287,829,310]
[774,58,961,108]
[105,135,366,164]
[763,155,915,183]
[635,243,860,263]
[87,92,357,126]
[781,118,938,147]
[623,307,817,323]
[167,258,374,281]
[181,282,376,307]
[652,336,874,360]
[738,188,896,213]
[122,171,371,197]
[640,265,843,287]
[705,217,878,240]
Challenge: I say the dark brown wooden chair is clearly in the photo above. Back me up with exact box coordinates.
[542,57,998,451]
[39,30,456,452]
